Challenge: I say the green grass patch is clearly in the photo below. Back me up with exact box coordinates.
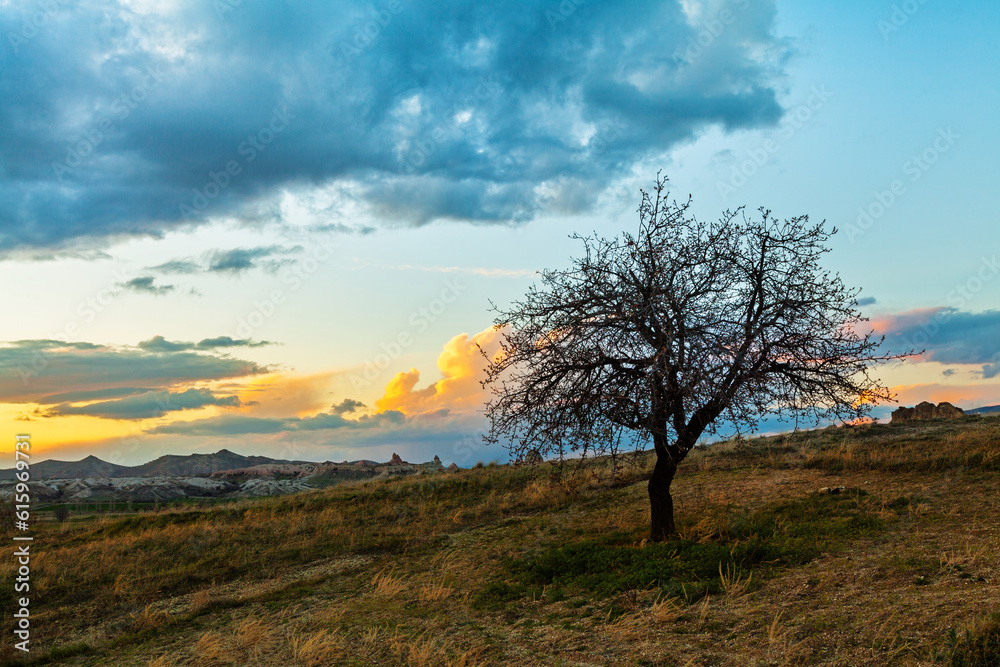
[485,490,885,605]
[941,613,1000,666]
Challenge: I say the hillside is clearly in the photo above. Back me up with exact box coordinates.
[0,449,295,481]
[0,454,130,480]
[129,449,286,478]
[0,449,425,481]
[2,416,999,665]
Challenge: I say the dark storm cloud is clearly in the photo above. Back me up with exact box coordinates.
[39,386,151,404]
[43,387,242,420]
[147,407,406,436]
[876,308,1000,378]
[144,246,302,276]
[137,335,273,353]
[0,0,787,254]
[147,415,290,436]
[0,339,267,402]
[149,260,203,275]
[195,336,274,349]
[207,246,301,274]
[331,398,366,414]
[121,276,175,295]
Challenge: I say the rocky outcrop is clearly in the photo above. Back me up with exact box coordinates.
[0,451,454,504]
[446,463,459,472]
[891,401,965,423]
[524,449,544,465]
[213,463,320,478]
[0,476,239,503]
[238,478,313,497]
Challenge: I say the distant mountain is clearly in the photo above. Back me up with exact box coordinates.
[131,449,285,477]
[0,449,297,481]
[968,405,1000,414]
[0,455,130,480]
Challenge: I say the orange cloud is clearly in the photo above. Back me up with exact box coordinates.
[375,326,504,416]
[867,307,943,336]
[230,370,341,418]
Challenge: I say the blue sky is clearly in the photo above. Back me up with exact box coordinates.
[1,0,998,466]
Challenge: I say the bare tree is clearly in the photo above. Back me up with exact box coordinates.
[483,174,903,541]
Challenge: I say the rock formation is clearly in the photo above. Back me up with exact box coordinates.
[891,401,965,423]
[446,463,459,472]
[389,453,405,466]
[524,449,544,465]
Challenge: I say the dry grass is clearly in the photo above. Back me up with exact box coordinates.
[189,589,213,613]
[419,577,455,601]
[718,562,753,598]
[289,629,345,666]
[192,631,229,666]
[234,617,275,653]
[405,633,440,666]
[129,604,173,633]
[651,595,684,623]
[4,417,1000,666]
[371,567,408,598]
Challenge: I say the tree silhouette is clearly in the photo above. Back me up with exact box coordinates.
[483,175,902,540]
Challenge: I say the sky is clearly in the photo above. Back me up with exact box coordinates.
[1,0,998,467]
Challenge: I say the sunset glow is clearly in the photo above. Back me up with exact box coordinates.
[0,1,997,466]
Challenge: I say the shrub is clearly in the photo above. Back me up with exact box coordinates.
[943,613,1000,667]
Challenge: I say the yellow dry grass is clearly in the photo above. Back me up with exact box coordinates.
[3,417,1000,665]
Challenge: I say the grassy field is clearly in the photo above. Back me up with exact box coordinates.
[2,417,999,666]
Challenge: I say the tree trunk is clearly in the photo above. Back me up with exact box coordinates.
[648,449,678,542]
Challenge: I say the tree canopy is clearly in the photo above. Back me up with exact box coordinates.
[483,175,902,540]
